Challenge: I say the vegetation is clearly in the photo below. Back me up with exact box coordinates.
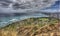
[0,17,59,36]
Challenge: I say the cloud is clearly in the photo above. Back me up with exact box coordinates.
[0,0,59,13]
[41,0,60,13]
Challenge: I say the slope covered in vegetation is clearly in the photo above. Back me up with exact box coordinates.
[0,17,59,36]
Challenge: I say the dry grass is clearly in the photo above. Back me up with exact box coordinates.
[0,24,60,36]
[0,30,17,36]
[0,17,59,36]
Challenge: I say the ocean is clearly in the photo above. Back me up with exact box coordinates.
[0,13,48,27]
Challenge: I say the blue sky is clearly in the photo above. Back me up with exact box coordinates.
[47,0,59,9]
[42,0,60,12]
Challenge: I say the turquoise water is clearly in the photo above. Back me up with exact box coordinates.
[0,13,48,27]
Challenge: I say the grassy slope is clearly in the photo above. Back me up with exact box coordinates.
[0,17,59,36]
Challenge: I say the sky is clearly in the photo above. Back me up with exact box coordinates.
[0,0,59,27]
[0,0,59,13]
[41,0,60,12]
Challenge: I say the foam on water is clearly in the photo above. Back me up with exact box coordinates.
[0,13,48,27]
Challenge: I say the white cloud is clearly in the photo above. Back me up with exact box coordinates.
[40,8,60,13]
[0,0,59,13]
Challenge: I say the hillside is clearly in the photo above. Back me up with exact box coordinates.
[0,17,60,36]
